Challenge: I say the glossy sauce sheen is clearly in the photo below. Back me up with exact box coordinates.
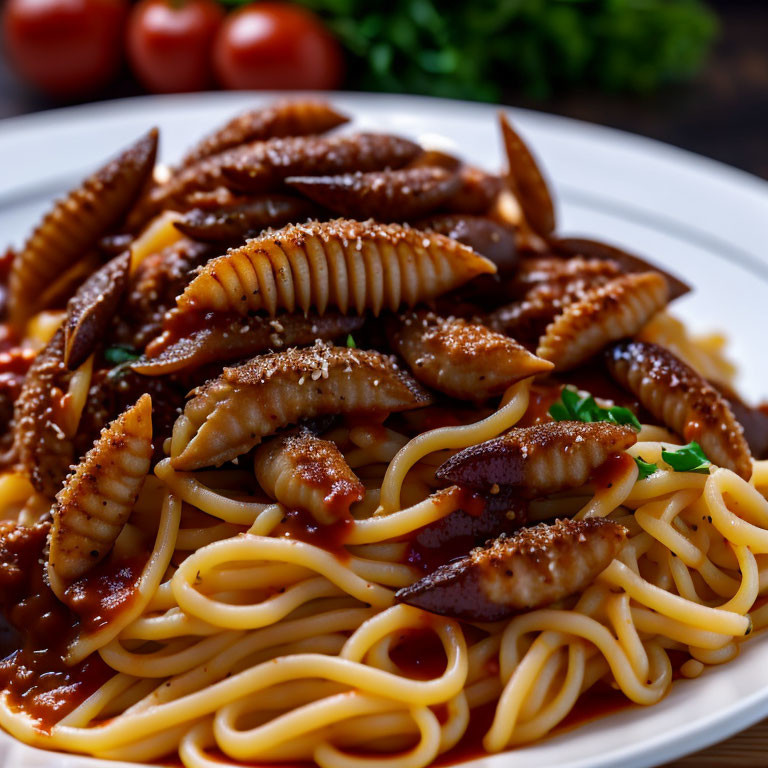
[278,507,353,560]
[592,452,636,491]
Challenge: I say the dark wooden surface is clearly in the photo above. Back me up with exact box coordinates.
[0,1,766,180]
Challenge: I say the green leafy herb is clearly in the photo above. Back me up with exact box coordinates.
[104,345,140,365]
[548,387,641,431]
[633,456,658,480]
[346,334,357,348]
[220,0,717,101]
[661,442,712,474]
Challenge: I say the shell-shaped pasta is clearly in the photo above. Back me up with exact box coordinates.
[13,329,74,497]
[436,421,637,496]
[173,195,318,243]
[606,341,753,479]
[499,112,555,236]
[48,394,153,584]
[173,219,496,318]
[64,251,131,370]
[137,312,365,375]
[396,518,627,621]
[181,99,349,166]
[286,167,460,221]
[254,430,364,524]
[221,133,423,194]
[389,311,553,401]
[445,166,503,215]
[8,129,158,329]
[415,214,518,275]
[551,236,690,301]
[536,272,669,371]
[171,342,433,470]
[488,257,622,343]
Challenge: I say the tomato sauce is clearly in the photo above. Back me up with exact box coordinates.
[277,507,352,560]
[591,452,636,491]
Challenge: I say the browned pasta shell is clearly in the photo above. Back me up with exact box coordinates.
[606,340,753,479]
[171,343,433,470]
[436,420,637,495]
[390,311,553,401]
[8,129,158,329]
[445,166,504,215]
[396,518,626,621]
[536,272,669,371]
[173,219,496,318]
[48,394,153,583]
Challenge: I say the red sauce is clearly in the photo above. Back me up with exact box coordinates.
[388,625,448,680]
[591,452,636,491]
[454,488,486,518]
[517,382,562,427]
[61,553,148,633]
[277,507,352,561]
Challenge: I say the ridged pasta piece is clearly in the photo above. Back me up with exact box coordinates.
[415,214,518,276]
[536,271,669,371]
[171,342,433,470]
[606,340,753,479]
[173,195,318,243]
[181,99,349,166]
[153,133,421,212]
[254,430,365,524]
[286,167,460,221]
[64,251,131,370]
[550,236,690,301]
[173,219,496,318]
[436,421,637,496]
[445,165,503,214]
[499,112,555,236]
[389,311,553,401]
[396,518,627,621]
[222,133,423,193]
[487,257,622,344]
[137,312,364,375]
[13,329,75,497]
[48,394,153,583]
[8,129,157,329]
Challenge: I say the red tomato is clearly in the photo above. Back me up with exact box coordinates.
[213,2,343,91]
[2,0,128,98]
[127,0,224,93]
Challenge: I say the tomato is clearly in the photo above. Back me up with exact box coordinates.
[2,0,128,98]
[127,0,224,93]
[213,2,343,91]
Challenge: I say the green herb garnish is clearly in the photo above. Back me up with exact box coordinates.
[661,442,712,474]
[104,345,140,365]
[633,456,658,480]
[549,387,641,432]
[346,334,357,348]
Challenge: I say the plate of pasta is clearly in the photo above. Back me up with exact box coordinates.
[0,92,766,768]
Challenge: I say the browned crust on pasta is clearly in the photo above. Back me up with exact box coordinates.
[436,420,637,495]
[13,328,74,498]
[444,166,504,215]
[286,167,460,221]
[606,341,753,479]
[64,251,131,370]
[254,430,364,524]
[499,112,555,237]
[173,195,319,243]
[550,237,690,302]
[536,272,669,371]
[137,312,365,375]
[181,99,349,166]
[8,129,158,329]
[171,343,433,470]
[396,518,626,621]
[389,311,553,401]
[172,219,496,318]
[415,214,518,275]
[48,394,153,582]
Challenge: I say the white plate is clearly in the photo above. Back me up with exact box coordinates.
[0,92,767,768]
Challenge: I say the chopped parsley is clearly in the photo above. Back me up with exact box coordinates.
[661,442,712,474]
[346,334,357,349]
[104,345,140,365]
[548,386,641,432]
[633,456,658,480]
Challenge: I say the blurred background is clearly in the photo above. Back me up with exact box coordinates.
[0,0,765,178]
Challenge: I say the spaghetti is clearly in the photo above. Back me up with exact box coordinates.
[0,99,765,768]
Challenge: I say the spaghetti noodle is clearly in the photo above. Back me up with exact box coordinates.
[0,99,765,768]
